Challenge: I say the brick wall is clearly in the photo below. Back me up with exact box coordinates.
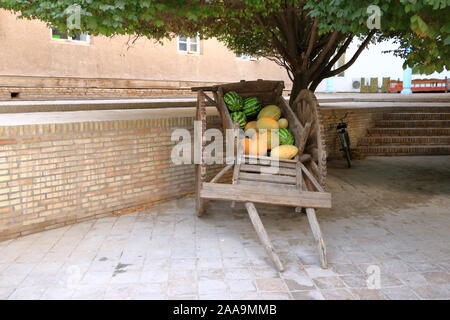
[0,114,222,241]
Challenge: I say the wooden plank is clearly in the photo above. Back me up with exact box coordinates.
[244,154,297,164]
[294,161,304,214]
[306,208,328,269]
[238,180,297,190]
[245,202,284,272]
[239,172,297,185]
[200,183,332,209]
[195,91,207,216]
[216,87,234,130]
[298,122,311,154]
[210,165,233,183]
[298,162,324,192]
[240,164,297,176]
[278,97,305,140]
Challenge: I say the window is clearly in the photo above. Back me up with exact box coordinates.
[177,35,200,54]
[51,28,89,43]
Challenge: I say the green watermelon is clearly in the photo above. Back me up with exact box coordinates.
[224,91,243,112]
[230,111,247,129]
[242,97,262,118]
[278,128,295,145]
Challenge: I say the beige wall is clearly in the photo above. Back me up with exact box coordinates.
[0,10,290,85]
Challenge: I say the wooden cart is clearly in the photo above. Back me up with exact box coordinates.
[192,80,331,271]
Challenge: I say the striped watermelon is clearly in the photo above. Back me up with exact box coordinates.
[242,97,262,118]
[230,111,247,129]
[224,91,243,112]
[278,128,295,145]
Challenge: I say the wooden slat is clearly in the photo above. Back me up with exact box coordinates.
[298,122,311,154]
[200,183,332,209]
[210,165,233,183]
[240,164,297,176]
[237,180,296,190]
[239,172,297,185]
[298,162,324,192]
[245,202,284,272]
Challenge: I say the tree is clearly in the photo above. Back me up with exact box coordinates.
[0,0,448,104]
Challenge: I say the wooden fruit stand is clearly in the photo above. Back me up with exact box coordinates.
[192,80,331,271]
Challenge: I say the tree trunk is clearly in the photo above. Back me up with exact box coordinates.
[289,75,309,106]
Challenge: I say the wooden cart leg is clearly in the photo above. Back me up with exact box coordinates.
[305,208,328,269]
[245,202,284,272]
[195,164,205,217]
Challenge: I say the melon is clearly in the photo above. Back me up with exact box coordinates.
[230,111,247,129]
[278,128,295,145]
[257,105,281,120]
[278,118,289,129]
[242,97,262,118]
[241,138,252,155]
[256,117,279,130]
[271,145,299,160]
[224,91,243,112]
[249,135,268,156]
[255,130,280,150]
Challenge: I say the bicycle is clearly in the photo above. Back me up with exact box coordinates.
[335,113,352,168]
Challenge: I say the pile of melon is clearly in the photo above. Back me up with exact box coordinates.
[224,91,299,160]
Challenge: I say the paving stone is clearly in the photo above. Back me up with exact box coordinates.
[313,276,346,289]
[412,285,450,300]
[291,290,324,300]
[421,272,450,285]
[255,279,288,292]
[321,289,354,300]
[227,280,256,293]
[198,279,227,294]
[382,287,419,300]
[350,289,388,300]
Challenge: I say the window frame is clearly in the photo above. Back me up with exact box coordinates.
[177,35,201,54]
[50,29,90,44]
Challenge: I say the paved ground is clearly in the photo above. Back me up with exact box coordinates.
[0,156,449,300]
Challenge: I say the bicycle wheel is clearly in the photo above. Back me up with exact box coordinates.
[344,147,352,168]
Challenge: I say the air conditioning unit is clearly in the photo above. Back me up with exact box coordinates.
[351,78,361,92]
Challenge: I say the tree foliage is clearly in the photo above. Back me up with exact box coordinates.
[0,0,448,99]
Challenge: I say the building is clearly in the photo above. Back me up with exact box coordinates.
[0,10,290,100]
[1,9,449,99]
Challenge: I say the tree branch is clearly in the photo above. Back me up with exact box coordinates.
[308,31,340,76]
[301,18,318,72]
[326,31,375,77]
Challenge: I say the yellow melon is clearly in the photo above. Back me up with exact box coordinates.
[271,145,299,160]
[241,138,252,155]
[244,121,258,137]
[256,117,279,131]
[278,118,289,129]
[255,131,280,150]
[249,135,268,156]
[257,105,282,120]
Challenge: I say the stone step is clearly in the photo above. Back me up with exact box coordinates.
[355,145,450,156]
[367,127,450,136]
[383,112,450,120]
[359,136,450,146]
[375,120,450,128]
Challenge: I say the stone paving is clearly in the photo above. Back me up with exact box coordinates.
[0,156,449,300]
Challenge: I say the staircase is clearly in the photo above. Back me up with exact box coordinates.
[356,111,450,156]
